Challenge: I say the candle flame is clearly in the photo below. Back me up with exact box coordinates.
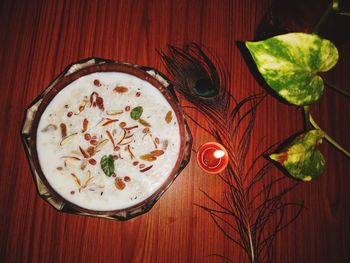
[213,150,225,159]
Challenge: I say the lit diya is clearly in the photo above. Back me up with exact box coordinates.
[197,142,228,174]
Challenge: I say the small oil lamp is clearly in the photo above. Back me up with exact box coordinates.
[197,142,228,174]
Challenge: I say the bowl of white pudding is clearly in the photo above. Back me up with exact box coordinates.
[23,59,192,219]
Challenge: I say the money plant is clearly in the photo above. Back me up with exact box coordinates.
[245,32,350,181]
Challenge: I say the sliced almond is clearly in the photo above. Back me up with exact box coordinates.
[80,160,87,170]
[165,111,173,123]
[102,119,118,126]
[119,137,133,145]
[140,154,157,162]
[86,146,95,157]
[163,140,169,150]
[126,145,135,159]
[138,118,151,127]
[61,156,81,161]
[60,133,78,146]
[150,150,164,157]
[107,110,124,115]
[79,146,89,158]
[75,96,88,115]
[106,130,116,149]
[125,133,134,139]
[81,170,92,189]
[95,139,108,152]
[140,165,153,173]
[70,173,81,188]
[115,130,127,144]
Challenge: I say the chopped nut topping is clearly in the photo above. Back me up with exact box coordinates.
[165,111,173,123]
[60,123,67,138]
[139,118,151,127]
[93,79,101,87]
[115,178,126,190]
[114,86,128,93]
[84,133,91,141]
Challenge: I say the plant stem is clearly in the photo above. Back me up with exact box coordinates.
[313,2,333,34]
[309,113,350,158]
[303,106,311,129]
[324,79,350,97]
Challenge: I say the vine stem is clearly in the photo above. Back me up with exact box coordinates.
[303,106,311,130]
[312,2,333,34]
[324,79,350,98]
[308,113,350,158]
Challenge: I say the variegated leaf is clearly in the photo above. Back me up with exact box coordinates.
[269,129,326,181]
[246,33,339,106]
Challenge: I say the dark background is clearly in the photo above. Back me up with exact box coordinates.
[1,0,349,262]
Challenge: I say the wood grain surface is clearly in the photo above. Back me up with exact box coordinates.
[1,0,349,262]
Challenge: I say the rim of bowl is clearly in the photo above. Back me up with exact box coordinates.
[29,63,187,215]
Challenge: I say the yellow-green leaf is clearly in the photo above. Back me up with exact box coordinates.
[245,33,339,106]
[269,129,326,181]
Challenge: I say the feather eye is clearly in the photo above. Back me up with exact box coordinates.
[159,43,220,98]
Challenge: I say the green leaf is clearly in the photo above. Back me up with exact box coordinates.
[269,129,326,181]
[245,33,339,106]
[100,155,115,177]
[130,106,143,120]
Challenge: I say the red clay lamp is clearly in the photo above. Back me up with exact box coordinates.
[197,142,229,174]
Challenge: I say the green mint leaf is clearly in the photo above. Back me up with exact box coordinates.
[100,155,115,177]
[245,33,339,106]
[269,129,326,181]
[130,106,143,120]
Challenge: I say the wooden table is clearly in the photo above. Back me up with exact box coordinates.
[1,0,349,262]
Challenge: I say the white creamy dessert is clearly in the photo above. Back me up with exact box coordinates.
[36,72,181,211]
